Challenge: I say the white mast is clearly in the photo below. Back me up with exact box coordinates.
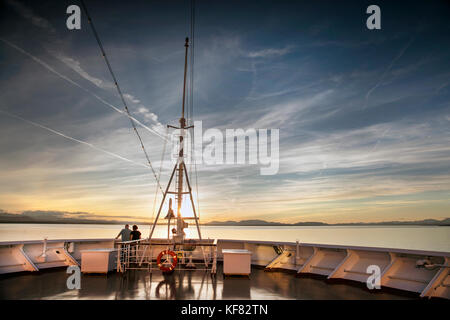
[149,38,202,244]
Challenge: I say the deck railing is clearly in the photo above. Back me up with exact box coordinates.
[116,238,218,274]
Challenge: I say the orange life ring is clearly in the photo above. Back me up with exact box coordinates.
[157,250,178,272]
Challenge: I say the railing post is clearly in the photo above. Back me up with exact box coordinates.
[40,237,48,261]
[116,243,122,273]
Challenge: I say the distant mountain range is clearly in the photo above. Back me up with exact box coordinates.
[0,209,448,226]
[205,218,450,226]
[205,219,327,226]
[0,209,148,225]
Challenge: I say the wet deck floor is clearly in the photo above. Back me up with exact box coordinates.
[0,265,416,300]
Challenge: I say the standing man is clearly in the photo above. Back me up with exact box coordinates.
[115,224,132,241]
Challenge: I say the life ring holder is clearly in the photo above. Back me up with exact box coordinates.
[157,250,178,272]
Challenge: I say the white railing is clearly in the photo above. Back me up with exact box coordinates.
[116,238,218,274]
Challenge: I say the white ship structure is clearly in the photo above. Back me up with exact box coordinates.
[0,2,448,301]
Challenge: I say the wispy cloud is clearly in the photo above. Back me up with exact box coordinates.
[0,108,150,169]
[5,0,55,33]
[363,38,414,109]
[4,0,166,140]
[51,52,163,128]
[52,54,115,90]
[0,38,166,141]
[247,46,293,58]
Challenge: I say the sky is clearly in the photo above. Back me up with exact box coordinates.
[0,0,449,224]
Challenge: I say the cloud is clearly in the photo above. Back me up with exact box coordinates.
[3,0,166,141]
[123,93,140,104]
[5,0,55,33]
[53,54,115,90]
[0,109,150,169]
[136,107,158,123]
[51,51,164,129]
[0,38,166,141]
[364,38,414,109]
[52,52,164,133]
[247,46,293,58]
[51,51,165,135]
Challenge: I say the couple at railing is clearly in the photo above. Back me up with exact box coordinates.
[115,224,141,242]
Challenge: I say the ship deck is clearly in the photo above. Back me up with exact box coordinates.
[0,264,415,300]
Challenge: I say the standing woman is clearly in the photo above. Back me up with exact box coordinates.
[130,225,141,262]
[131,225,141,240]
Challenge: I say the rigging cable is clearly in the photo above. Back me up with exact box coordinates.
[188,0,194,179]
[189,0,195,128]
[80,0,164,194]
[151,126,169,222]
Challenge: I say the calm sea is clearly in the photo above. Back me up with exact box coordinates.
[0,224,448,252]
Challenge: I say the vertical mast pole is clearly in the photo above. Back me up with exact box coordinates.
[181,37,189,120]
[176,38,189,233]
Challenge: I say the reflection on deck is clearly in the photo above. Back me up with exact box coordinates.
[0,265,414,300]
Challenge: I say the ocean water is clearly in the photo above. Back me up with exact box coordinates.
[0,223,448,252]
